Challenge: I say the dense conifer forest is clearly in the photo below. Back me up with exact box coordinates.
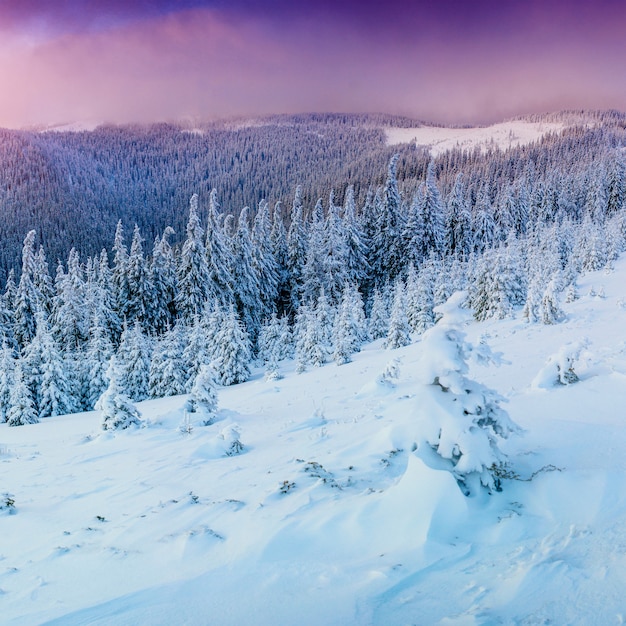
[0,110,625,425]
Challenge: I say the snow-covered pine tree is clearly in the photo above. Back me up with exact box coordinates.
[294,299,330,371]
[0,342,15,423]
[385,279,411,349]
[405,262,435,334]
[252,199,280,322]
[7,360,38,426]
[51,248,88,353]
[182,306,219,392]
[258,312,291,380]
[472,188,497,254]
[125,225,155,326]
[322,191,349,303]
[541,272,565,325]
[14,230,42,348]
[116,320,152,401]
[176,194,211,320]
[83,313,115,411]
[415,161,445,260]
[414,292,520,495]
[111,220,130,320]
[150,227,178,334]
[287,186,308,313]
[149,321,187,398]
[33,245,53,315]
[94,249,121,343]
[205,188,234,307]
[212,305,251,386]
[100,357,142,431]
[301,198,326,304]
[372,155,406,283]
[445,173,472,258]
[332,285,359,365]
[35,314,75,418]
[231,207,262,337]
[187,363,219,422]
[367,287,388,340]
[271,201,291,315]
[343,185,370,289]
[315,286,335,357]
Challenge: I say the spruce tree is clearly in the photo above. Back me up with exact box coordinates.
[150,227,178,334]
[252,199,280,322]
[258,312,291,380]
[372,155,405,283]
[187,363,219,422]
[116,321,152,401]
[111,220,130,320]
[385,280,411,350]
[213,306,251,386]
[287,186,308,313]
[205,188,234,307]
[84,313,115,411]
[14,230,41,348]
[149,321,188,398]
[176,194,211,320]
[36,314,75,418]
[100,358,142,431]
[125,225,155,326]
[368,288,388,341]
[231,207,262,336]
[7,361,38,427]
[0,342,16,423]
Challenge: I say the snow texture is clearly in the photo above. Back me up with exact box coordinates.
[3,258,626,624]
[385,120,564,155]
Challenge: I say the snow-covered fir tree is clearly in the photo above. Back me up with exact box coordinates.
[385,279,411,350]
[116,321,152,402]
[7,361,38,427]
[83,313,115,411]
[258,312,291,380]
[176,194,211,320]
[212,305,251,386]
[367,287,388,340]
[0,342,15,423]
[14,230,42,348]
[99,357,142,431]
[149,321,187,398]
[186,363,219,423]
[414,292,520,495]
[33,314,75,419]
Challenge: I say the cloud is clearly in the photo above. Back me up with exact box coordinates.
[0,3,624,129]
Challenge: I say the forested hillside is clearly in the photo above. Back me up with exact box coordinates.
[0,110,623,282]
[0,111,625,426]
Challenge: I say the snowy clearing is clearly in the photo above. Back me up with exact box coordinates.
[385,121,564,155]
[3,258,626,624]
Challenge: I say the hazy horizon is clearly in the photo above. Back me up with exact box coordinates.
[1,0,625,129]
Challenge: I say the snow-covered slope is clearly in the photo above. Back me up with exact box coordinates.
[3,259,626,625]
[385,120,564,155]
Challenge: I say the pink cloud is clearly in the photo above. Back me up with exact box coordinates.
[0,5,624,129]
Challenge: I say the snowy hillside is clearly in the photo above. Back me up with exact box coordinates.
[385,120,564,155]
[3,256,626,624]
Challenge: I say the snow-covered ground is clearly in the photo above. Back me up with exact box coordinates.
[3,258,626,625]
[385,121,564,156]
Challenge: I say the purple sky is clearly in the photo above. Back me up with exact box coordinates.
[0,0,625,128]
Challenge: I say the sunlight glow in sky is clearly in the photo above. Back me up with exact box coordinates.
[0,0,625,128]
